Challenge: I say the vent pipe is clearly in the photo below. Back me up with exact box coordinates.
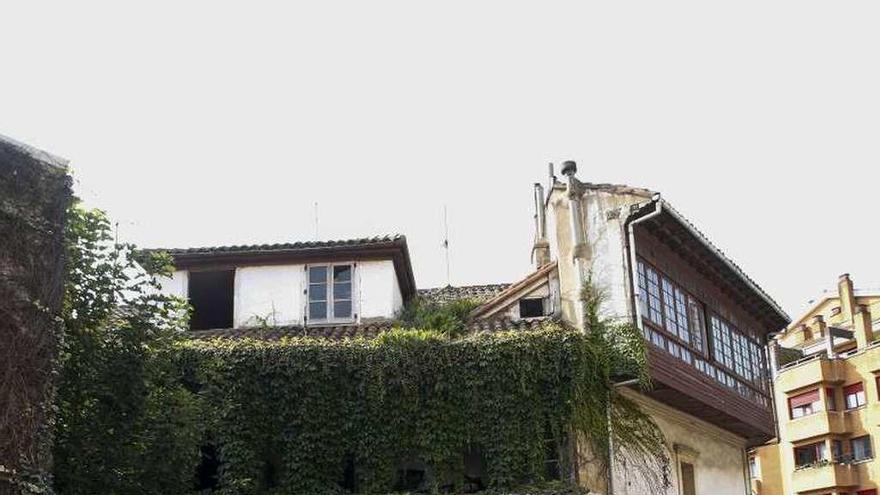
[532,182,550,267]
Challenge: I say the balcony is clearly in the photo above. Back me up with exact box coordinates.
[787,411,849,442]
[778,356,843,393]
[791,462,857,493]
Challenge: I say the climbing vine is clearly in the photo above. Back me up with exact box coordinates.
[181,324,582,494]
[50,204,667,494]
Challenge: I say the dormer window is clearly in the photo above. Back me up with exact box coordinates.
[308,264,354,323]
[519,298,547,318]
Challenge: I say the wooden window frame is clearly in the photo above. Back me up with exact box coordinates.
[306,262,356,325]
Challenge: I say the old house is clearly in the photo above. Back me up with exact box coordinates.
[154,235,416,338]
[152,161,789,494]
[463,161,789,495]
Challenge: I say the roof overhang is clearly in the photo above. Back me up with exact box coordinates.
[146,236,417,301]
[628,199,790,333]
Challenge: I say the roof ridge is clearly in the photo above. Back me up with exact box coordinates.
[470,262,557,318]
[146,234,404,254]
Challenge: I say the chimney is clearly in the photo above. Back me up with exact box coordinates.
[562,160,587,252]
[838,274,857,322]
[532,182,551,267]
[853,304,874,349]
[562,160,589,331]
[812,314,827,339]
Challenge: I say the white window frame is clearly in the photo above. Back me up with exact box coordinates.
[306,262,356,324]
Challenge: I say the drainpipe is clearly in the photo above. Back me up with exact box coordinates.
[561,160,588,329]
[624,198,663,327]
[532,183,551,267]
[608,378,641,495]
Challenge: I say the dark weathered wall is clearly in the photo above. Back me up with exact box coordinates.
[0,137,71,494]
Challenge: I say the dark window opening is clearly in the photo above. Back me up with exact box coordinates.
[462,447,486,493]
[543,423,563,481]
[338,453,357,492]
[680,462,696,495]
[394,460,427,492]
[194,443,221,491]
[189,270,234,330]
[519,298,546,318]
[261,455,280,490]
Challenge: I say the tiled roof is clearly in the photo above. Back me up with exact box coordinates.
[466,316,555,332]
[649,200,790,323]
[152,234,404,256]
[417,284,512,304]
[187,320,396,341]
[470,262,557,319]
[555,174,787,324]
[185,316,558,341]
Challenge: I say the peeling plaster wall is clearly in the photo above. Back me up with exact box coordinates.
[614,390,749,495]
[546,184,751,495]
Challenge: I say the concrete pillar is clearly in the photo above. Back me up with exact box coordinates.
[853,304,874,349]
[768,340,780,379]
[838,274,856,322]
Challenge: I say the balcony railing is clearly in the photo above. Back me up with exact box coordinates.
[791,461,857,493]
[777,356,843,393]
[787,410,848,442]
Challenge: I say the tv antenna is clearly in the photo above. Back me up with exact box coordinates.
[314,202,319,240]
[442,205,450,286]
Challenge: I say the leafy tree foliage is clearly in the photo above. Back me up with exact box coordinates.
[395,297,479,337]
[52,203,200,494]
[50,205,667,494]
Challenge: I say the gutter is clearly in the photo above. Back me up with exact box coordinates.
[623,198,663,329]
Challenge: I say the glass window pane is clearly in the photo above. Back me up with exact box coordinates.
[309,283,327,301]
[333,265,352,282]
[334,282,351,301]
[309,302,327,320]
[334,300,352,318]
[309,266,327,283]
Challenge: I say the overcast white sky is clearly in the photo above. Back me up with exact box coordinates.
[3,1,878,316]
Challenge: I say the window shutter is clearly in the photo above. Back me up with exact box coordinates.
[844,382,864,396]
[789,389,820,408]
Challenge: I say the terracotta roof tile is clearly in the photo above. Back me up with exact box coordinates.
[186,320,396,341]
[185,316,559,341]
[151,234,404,256]
[470,262,557,319]
[417,284,511,304]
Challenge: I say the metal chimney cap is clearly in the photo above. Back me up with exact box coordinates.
[561,160,577,177]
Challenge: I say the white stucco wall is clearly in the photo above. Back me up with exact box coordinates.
[157,260,403,327]
[159,270,188,298]
[234,265,304,327]
[357,260,403,320]
[581,191,637,322]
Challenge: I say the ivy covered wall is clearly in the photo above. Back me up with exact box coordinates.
[181,326,584,494]
[0,137,71,494]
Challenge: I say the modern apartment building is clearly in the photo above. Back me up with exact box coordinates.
[752,274,880,495]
